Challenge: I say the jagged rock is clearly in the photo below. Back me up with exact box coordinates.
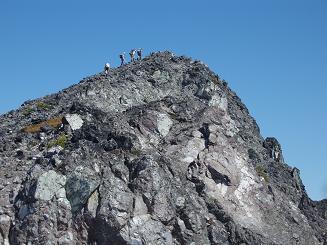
[264,137,284,163]
[0,51,325,244]
[65,166,100,213]
[87,190,99,218]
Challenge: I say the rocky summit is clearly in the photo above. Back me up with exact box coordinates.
[0,51,326,245]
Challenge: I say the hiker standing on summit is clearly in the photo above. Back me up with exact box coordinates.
[137,48,143,60]
[104,63,110,77]
[129,49,136,62]
[119,53,125,66]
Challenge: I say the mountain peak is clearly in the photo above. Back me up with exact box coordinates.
[0,51,326,244]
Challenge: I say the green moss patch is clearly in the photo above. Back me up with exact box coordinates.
[255,165,269,183]
[48,133,68,148]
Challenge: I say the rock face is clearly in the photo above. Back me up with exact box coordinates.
[0,51,326,244]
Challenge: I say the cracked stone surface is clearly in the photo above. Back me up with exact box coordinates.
[0,51,326,244]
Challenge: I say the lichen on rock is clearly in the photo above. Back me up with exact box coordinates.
[34,170,66,201]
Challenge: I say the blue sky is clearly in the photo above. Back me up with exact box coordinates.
[0,0,326,200]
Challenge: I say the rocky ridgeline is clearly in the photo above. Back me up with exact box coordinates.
[0,51,326,244]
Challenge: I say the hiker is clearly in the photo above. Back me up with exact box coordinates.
[137,48,143,60]
[129,49,136,62]
[104,63,110,76]
[119,53,125,66]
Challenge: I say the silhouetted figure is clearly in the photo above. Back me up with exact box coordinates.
[129,49,136,62]
[137,48,143,60]
[119,53,125,66]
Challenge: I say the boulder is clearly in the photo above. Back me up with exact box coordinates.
[34,170,66,201]
[65,166,100,213]
[64,114,83,130]
[157,113,173,137]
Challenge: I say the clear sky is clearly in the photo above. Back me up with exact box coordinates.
[0,0,326,200]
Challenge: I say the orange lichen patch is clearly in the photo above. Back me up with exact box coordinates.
[23,117,63,133]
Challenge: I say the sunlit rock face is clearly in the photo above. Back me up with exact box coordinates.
[0,51,326,244]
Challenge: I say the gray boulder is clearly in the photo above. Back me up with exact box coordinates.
[34,170,66,201]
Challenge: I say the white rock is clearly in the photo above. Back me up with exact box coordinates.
[192,130,202,138]
[87,90,96,96]
[208,124,219,134]
[223,117,239,137]
[57,197,71,209]
[87,190,99,218]
[133,195,148,217]
[129,214,151,228]
[209,94,228,111]
[181,138,206,163]
[58,232,74,245]
[157,113,173,137]
[216,183,228,196]
[34,170,66,201]
[47,146,63,155]
[56,188,67,199]
[93,162,100,173]
[39,132,46,140]
[64,114,84,130]
[176,196,185,208]
[177,217,186,231]
[0,214,11,245]
[152,70,162,79]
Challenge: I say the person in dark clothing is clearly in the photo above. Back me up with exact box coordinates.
[137,48,143,60]
[119,53,125,66]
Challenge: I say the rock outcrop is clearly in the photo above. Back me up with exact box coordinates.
[0,51,326,244]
